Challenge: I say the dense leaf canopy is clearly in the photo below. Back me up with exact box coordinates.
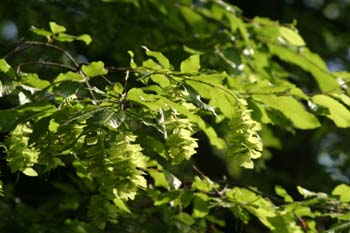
[0,0,350,232]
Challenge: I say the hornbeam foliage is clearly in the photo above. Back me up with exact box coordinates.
[0,1,350,232]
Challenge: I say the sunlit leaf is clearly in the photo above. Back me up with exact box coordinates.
[312,94,350,127]
[49,21,66,34]
[22,167,38,177]
[82,61,108,77]
[253,95,320,129]
[180,55,200,73]
[77,34,92,45]
[142,46,170,69]
[278,26,305,47]
[332,184,350,202]
[20,73,51,89]
[55,71,82,82]
[0,59,11,73]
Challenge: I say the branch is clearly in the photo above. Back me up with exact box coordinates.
[16,61,76,72]
[22,41,79,68]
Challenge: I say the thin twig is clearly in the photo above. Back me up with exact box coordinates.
[100,74,114,85]
[22,41,79,68]
[4,42,33,59]
[119,70,130,110]
[16,61,76,72]
[78,70,97,104]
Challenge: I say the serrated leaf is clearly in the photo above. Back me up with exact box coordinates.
[55,71,82,82]
[77,34,92,45]
[312,94,350,127]
[82,61,108,77]
[279,26,305,47]
[253,95,320,129]
[0,59,11,73]
[142,46,170,69]
[180,55,200,73]
[49,21,66,34]
[22,167,38,177]
[332,184,350,202]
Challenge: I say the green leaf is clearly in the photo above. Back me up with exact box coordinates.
[176,213,195,226]
[113,83,124,95]
[49,21,66,34]
[20,73,51,89]
[22,167,38,177]
[77,34,92,45]
[193,193,210,218]
[142,46,170,69]
[275,185,293,202]
[192,176,219,192]
[148,169,169,189]
[150,74,170,88]
[297,186,327,199]
[253,95,320,129]
[113,198,131,214]
[55,71,83,82]
[82,61,108,77]
[278,26,305,47]
[154,191,180,206]
[0,58,11,73]
[332,184,350,202]
[268,44,339,92]
[5,124,40,173]
[180,55,200,73]
[127,88,226,149]
[30,26,52,37]
[54,33,75,42]
[312,94,350,128]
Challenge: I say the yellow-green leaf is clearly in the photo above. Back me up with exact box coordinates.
[332,184,350,202]
[142,46,170,69]
[22,167,38,177]
[21,73,51,89]
[180,55,200,73]
[82,61,108,77]
[279,26,305,47]
[77,34,92,45]
[312,94,350,128]
[55,71,82,82]
[148,169,169,189]
[0,59,11,73]
[30,26,52,37]
[49,21,66,34]
[254,95,320,129]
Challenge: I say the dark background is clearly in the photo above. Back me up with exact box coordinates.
[0,0,349,231]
